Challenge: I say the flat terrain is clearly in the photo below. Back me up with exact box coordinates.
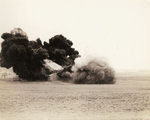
[0,75,150,120]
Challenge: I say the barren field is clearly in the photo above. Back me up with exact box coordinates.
[0,75,150,120]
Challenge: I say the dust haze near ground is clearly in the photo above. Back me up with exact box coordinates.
[0,71,150,120]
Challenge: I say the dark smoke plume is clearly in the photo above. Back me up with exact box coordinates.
[73,58,116,84]
[1,28,80,81]
[43,35,80,79]
[1,28,115,84]
[1,28,50,81]
[43,35,80,67]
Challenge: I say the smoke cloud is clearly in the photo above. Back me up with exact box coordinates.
[72,57,116,84]
[1,28,80,81]
[1,28,116,84]
[1,28,50,81]
[43,35,80,66]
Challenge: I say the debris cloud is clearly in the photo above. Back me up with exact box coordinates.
[72,57,116,84]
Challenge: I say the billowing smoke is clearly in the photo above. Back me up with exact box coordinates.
[43,35,80,79]
[1,28,50,81]
[1,28,115,83]
[72,57,116,84]
[1,28,80,81]
[43,35,80,66]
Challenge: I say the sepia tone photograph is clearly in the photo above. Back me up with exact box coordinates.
[0,0,150,120]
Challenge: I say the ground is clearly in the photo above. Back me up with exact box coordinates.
[0,73,150,120]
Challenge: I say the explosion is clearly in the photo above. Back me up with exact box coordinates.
[1,28,115,83]
[0,28,80,81]
[73,59,116,84]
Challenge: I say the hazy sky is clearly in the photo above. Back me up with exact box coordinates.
[0,0,150,70]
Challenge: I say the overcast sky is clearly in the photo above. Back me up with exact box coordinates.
[0,0,150,71]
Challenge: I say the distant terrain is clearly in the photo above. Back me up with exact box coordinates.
[0,68,150,120]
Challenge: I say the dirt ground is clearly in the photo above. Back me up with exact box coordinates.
[0,75,150,120]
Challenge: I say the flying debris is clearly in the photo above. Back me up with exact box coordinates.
[44,59,63,71]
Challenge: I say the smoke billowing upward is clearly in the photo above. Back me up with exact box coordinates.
[1,28,115,83]
[0,28,80,81]
[1,28,50,81]
[43,35,80,66]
